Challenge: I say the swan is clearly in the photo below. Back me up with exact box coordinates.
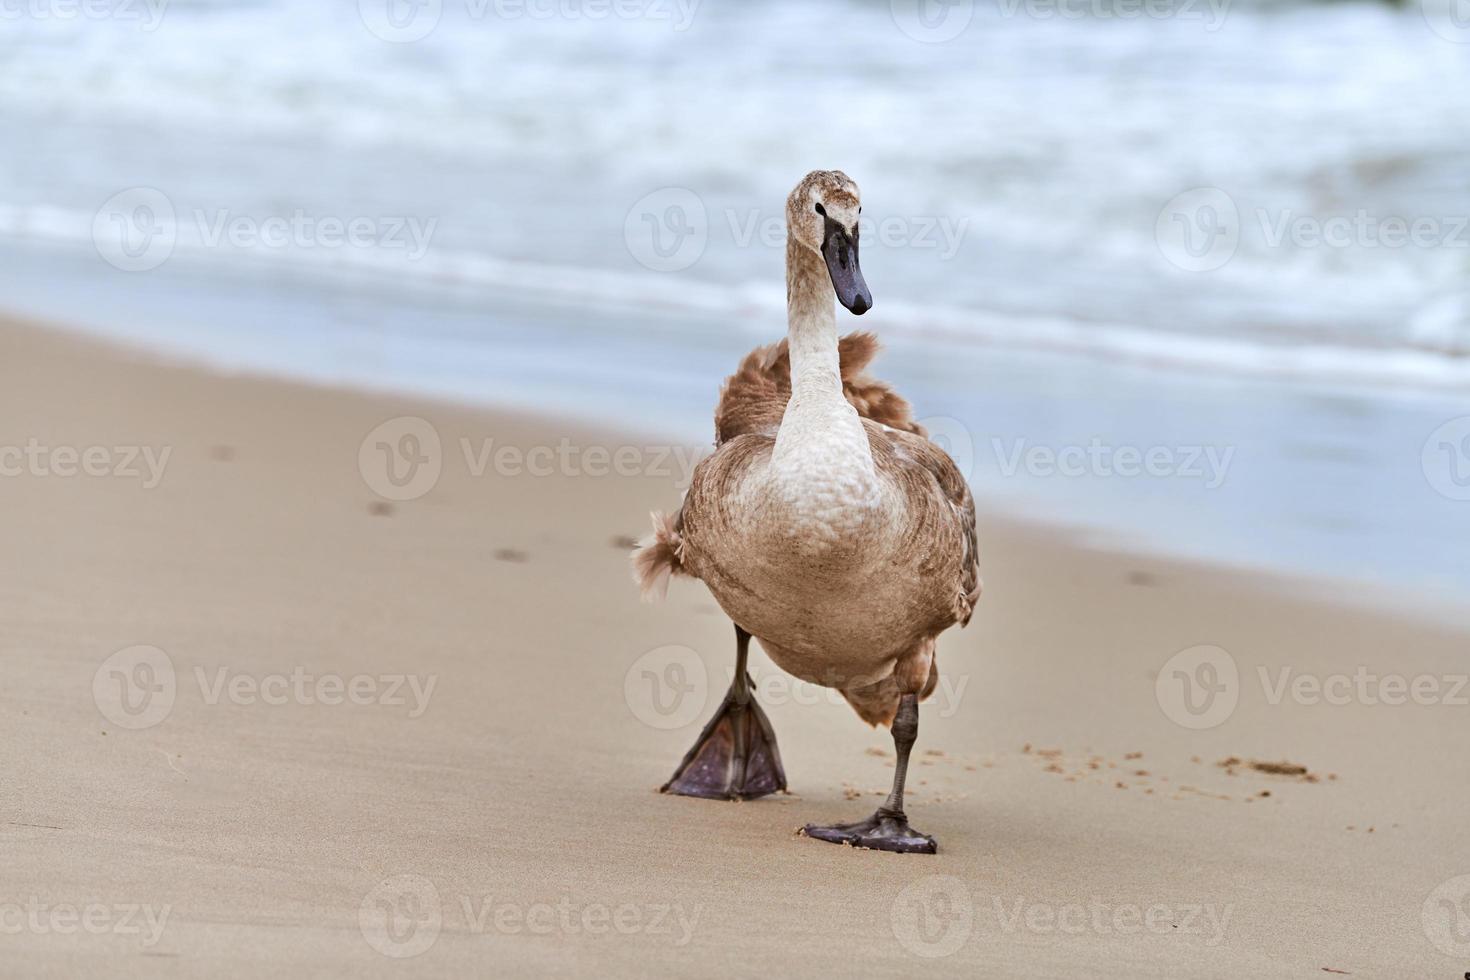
[632,170,980,854]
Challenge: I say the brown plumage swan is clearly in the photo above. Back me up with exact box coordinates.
[632,170,980,854]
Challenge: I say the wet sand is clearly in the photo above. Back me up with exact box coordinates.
[2,317,1467,978]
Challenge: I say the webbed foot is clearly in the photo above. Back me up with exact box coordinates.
[661,673,786,800]
[801,808,937,854]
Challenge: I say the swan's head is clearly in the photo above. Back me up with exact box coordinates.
[787,170,871,316]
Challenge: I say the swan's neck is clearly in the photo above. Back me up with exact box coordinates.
[784,237,841,386]
[768,237,880,543]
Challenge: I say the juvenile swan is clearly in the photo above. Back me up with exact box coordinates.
[633,170,980,854]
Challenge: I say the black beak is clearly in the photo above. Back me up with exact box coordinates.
[820,216,871,315]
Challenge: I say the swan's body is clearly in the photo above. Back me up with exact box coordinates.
[633,171,980,853]
[642,330,979,723]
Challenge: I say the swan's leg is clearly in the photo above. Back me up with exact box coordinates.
[661,625,787,800]
[801,693,936,854]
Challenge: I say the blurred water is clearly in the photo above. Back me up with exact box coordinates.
[4,239,1467,608]
[1,0,1468,599]
[2,0,1470,382]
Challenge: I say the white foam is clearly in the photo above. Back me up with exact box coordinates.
[7,199,1470,393]
[2,0,1469,393]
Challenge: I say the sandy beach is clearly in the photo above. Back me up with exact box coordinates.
[3,316,1467,978]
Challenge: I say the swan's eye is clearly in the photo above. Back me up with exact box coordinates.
[814,202,826,216]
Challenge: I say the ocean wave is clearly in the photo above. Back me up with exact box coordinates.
[5,200,1468,393]
[3,0,1469,394]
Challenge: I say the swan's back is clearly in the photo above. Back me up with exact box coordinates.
[714,332,925,444]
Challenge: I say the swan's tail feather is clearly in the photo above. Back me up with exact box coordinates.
[631,510,686,601]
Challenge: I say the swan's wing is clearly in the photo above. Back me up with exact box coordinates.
[714,332,925,445]
[635,432,773,597]
[871,423,982,627]
[714,341,788,444]
[833,332,927,436]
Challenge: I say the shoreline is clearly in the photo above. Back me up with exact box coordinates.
[3,314,1469,976]
[7,308,1465,632]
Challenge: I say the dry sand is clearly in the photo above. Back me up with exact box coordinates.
[2,318,1467,978]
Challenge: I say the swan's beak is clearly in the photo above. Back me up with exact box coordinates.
[821,217,871,316]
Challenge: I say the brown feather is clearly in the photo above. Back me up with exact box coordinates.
[632,330,981,726]
[870,425,982,627]
[714,332,924,445]
[631,510,684,600]
[637,336,978,622]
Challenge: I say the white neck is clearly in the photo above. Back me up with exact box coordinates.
[785,237,841,390]
[767,235,879,541]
